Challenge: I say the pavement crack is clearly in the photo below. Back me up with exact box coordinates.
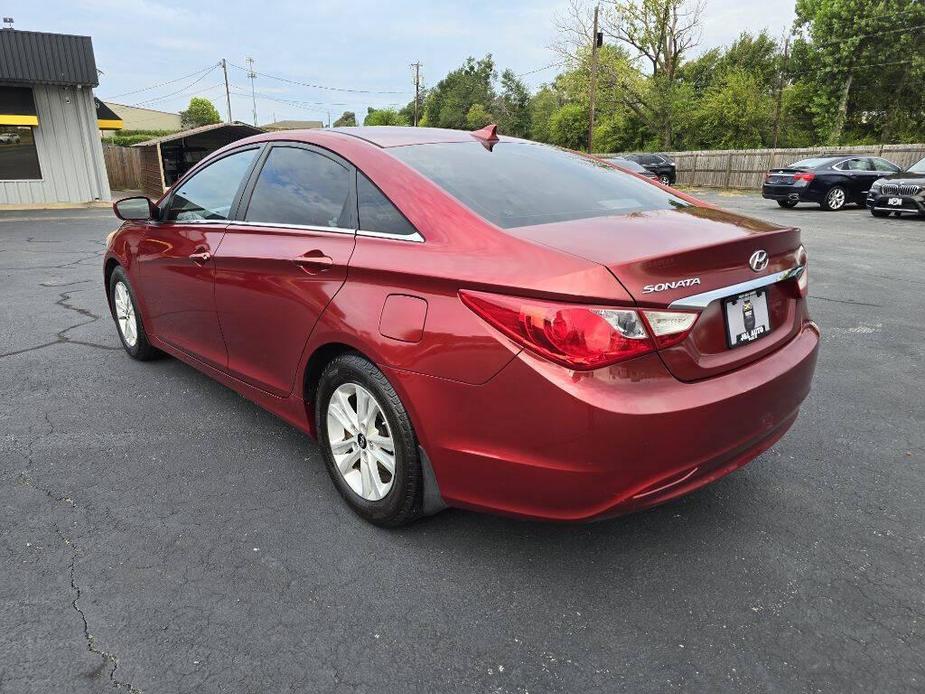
[54,525,142,693]
[809,294,882,307]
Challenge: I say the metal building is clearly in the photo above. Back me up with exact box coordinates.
[0,28,111,206]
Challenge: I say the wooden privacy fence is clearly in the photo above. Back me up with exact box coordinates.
[606,143,925,190]
[102,144,144,191]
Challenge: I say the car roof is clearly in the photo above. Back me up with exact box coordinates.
[327,126,497,148]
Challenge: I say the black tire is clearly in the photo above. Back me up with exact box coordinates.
[777,199,799,208]
[107,266,160,361]
[870,208,890,218]
[315,353,422,526]
[821,185,847,211]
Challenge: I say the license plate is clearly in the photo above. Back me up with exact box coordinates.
[888,197,903,206]
[724,289,771,348]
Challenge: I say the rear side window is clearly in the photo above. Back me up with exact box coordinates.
[391,142,688,229]
[788,157,837,169]
[245,146,352,228]
[843,158,873,171]
[166,148,258,221]
[357,173,417,236]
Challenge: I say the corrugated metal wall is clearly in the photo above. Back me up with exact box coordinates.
[0,84,111,204]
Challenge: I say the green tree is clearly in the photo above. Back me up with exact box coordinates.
[333,111,357,127]
[465,103,493,129]
[493,69,531,137]
[793,0,925,144]
[549,103,588,150]
[422,55,496,130]
[692,69,773,148]
[363,107,408,126]
[179,97,221,128]
[529,86,561,143]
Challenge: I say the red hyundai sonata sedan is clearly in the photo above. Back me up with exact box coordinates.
[104,125,819,526]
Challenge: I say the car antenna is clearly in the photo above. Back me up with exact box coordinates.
[471,123,499,150]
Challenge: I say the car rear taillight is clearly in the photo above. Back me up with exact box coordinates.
[460,291,698,370]
[793,172,815,183]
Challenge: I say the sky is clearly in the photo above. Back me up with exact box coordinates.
[14,0,796,126]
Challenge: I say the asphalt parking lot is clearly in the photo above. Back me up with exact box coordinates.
[1,194,922,693]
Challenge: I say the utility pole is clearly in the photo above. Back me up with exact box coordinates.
[587,4,601,152]
[221,58,233,123]
[245,56,258,126]
[771,35,790,149]
[411,61,422,126]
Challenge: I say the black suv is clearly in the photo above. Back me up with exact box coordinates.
[622,153,676,185]
[867,156,925,218]
[762,155,901,211]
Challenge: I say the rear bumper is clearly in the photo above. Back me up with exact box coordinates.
[761,184,820,202]
[390,321,820,521]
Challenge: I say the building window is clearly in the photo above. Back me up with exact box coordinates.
[0,126,42,180]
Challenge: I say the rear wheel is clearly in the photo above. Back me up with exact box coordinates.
[821,185,847,211]
[316,354,422,526]
[777,199,799,208]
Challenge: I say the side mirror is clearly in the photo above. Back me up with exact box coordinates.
[113,196,156,221]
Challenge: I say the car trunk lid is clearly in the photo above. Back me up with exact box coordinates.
[505,207,806,381]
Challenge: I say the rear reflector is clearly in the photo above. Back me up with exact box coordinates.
[460,290,699,370]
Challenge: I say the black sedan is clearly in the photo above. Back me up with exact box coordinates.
[622,153,676,185]
[867,156,925,218]
[762,155,901,211]
[604,156,659,180]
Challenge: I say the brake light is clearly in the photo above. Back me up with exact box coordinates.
[460,291,698,370]
[793,172,815,182]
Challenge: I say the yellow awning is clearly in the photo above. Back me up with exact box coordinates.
[97,118,124,130]
[0,114,38,126]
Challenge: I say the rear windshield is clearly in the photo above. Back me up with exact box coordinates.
[390,141,689,229]
[787,157,838,169]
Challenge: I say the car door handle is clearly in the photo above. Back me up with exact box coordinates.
[293,250,334,273]
[189,250,211,264]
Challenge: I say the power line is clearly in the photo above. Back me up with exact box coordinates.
[227,62,409,94]
[103,64,219,100]
[132,67,220,106]
[517,60,567,78]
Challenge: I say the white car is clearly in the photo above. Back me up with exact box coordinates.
[0,132,22,144]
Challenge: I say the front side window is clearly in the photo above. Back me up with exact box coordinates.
[391,141,689,229]
[165,148,258,221]
[0,126,41,180]
[871,158,900,173]
[357,173,417,236]
[245,147,351,228]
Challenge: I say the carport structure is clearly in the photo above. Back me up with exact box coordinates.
[133,121,262,198]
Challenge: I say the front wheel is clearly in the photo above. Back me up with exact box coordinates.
[822,186,847,211]
[316,354,422,526]
[108,266,160,360]
[659,175,672,185]
[777,199,799,208]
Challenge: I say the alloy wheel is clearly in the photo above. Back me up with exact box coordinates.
[827,187,846,210]
[113,281,138,347]
[659,175,671,185]
[325,383,396,501]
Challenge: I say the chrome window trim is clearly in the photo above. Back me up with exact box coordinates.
[668,265,805,310]
[231,220,356,235]
[357,229,424,243]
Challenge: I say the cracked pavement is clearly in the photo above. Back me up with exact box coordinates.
[0,198,923,693]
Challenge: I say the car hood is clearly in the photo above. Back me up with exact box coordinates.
[878,171,925,183]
